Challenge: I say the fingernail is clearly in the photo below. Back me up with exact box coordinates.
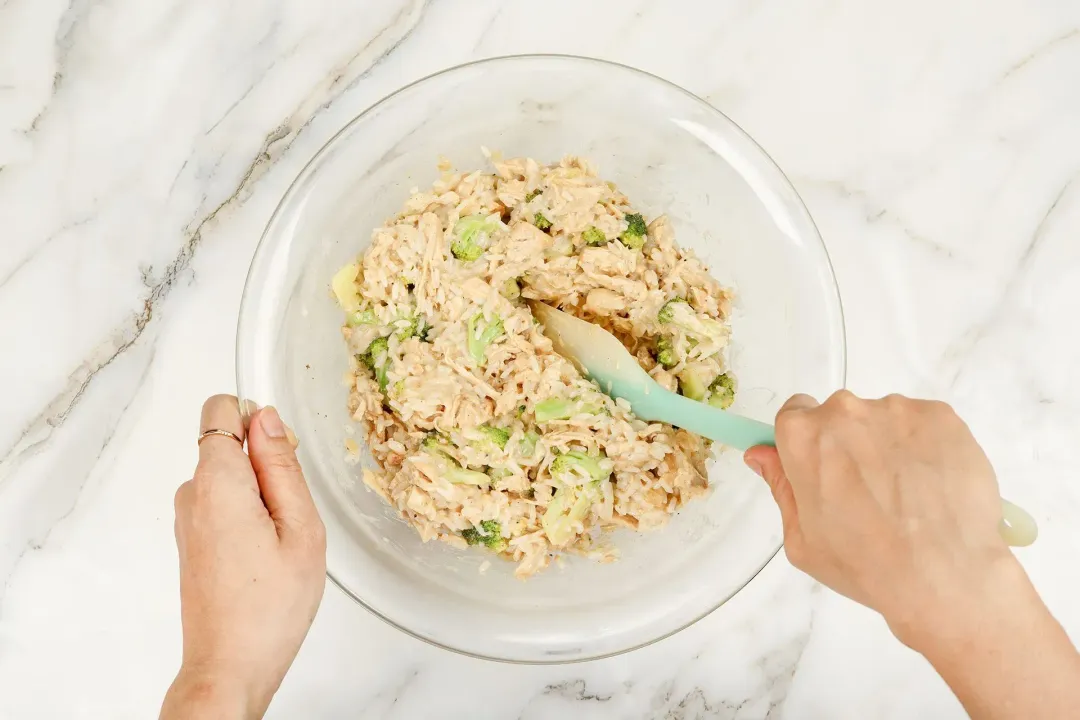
[744,458,763,477]
[284,422,299,448]
[260,407,287,438]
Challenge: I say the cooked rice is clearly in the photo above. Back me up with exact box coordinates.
[333,151,736,578]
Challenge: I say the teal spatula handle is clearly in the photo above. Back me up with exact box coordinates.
[635,388,775,451]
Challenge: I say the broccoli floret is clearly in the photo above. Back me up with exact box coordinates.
[520,430,540,457]
[619,213,647,250]
[524,189,542,202]
[501,277,521,301]
[533,212,552,231]
[677,367,709,401]
[488,466,513,480]
[462,519,506,551]
[474,424,510,451]
[623,212,647,236]
[367,334,389,362]
[421,438,492,486]
[347,308,377,327]
[656,336,677,369]
[452,214,500,261]
[581,226,608,246]
[551,450,611,484]
[394,313,426,340]
[466,312,505,365]
[421,432,450,454]
[542,484,600,547]
[707,373,736,409]
[363,336,391,392]
[534,396,603,423]
[658,298,727,344]
[657,298,687,325]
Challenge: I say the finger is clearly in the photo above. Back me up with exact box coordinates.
[198,394,248,465]
[173,480,193,547]
[247,406,319,542]
[778,393,820,414]
[744,445,800,538]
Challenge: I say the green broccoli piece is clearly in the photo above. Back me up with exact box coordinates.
[619,213,647,249]
[466,313,505,364]
[501,277,521,301]
[452,214,500,261]
[656,336,677,369]
[657,298,687,325]
[581,226,608,246]
[533,212,552,231]
[542,484,601,547]
[707,373,736,409]
[443,464,492,487]
[474,424,510,451]
[520,430,540,457]
[347,308,377,327]
[394,313,426,340]
[658,298,727,343]
[462,520,506,551]
[421,437,492,487]
[551,450,611,484]
[362,336,391,392]
[421,432,450,455]
[524,189,542,202]
[534,396,603,423]
[677,367,709,401]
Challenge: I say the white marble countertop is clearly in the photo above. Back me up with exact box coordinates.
[2,0,1080,717]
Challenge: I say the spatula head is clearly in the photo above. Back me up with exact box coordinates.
[530,301,657,405]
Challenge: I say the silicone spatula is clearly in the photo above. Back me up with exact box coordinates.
[530,301,1037,547]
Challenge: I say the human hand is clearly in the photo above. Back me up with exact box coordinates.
[744,391,1013,646]
[160,396,326,720]
[745,391,1080,720]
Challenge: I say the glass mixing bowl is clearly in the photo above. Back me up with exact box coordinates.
[237,55,845,663]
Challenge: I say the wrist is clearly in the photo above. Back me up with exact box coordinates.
[161,664,255,720]
[885,549,1034,656]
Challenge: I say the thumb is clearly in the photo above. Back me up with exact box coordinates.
[248,406,320,542]
[744,445,799,538]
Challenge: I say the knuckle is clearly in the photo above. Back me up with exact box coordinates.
[882,393,907,408]
[776,408,815,441]
[203,394,239,414]
[826,389,860,412]
[925,399,956,418]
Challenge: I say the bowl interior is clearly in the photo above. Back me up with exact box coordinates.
[237,56,845,662]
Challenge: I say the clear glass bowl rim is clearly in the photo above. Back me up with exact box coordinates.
[236,53,848,664]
